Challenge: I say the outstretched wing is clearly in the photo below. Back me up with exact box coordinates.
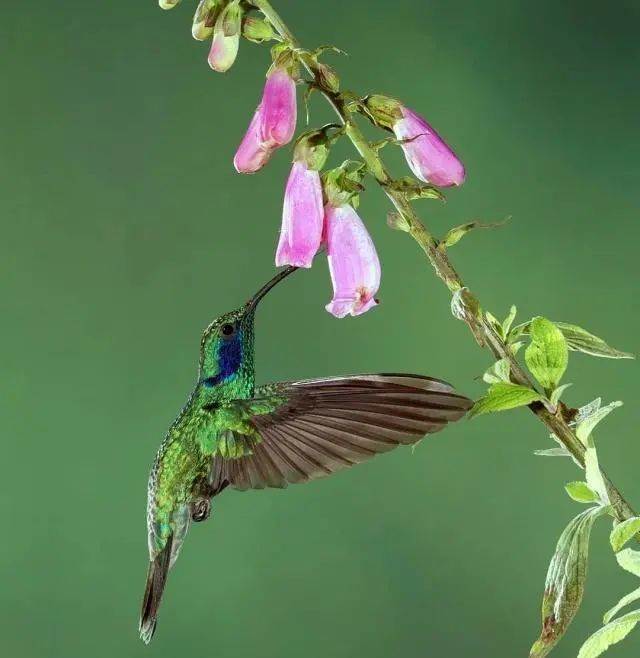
[209,374,472,492]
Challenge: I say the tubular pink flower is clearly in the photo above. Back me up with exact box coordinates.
[259,66,297,147]
[324,204,381,318]
[393,107,465,187]
[275,161,324,268]
[234,65,297,173]
[233,109,275,173]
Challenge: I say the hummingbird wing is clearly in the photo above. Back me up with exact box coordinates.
[209,373,472,491]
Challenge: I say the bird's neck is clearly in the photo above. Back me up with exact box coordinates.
[197,363,255,405]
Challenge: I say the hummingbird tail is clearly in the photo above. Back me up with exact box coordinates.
[139,535,173,644]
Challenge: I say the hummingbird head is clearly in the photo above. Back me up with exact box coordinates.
[198,266,297,399]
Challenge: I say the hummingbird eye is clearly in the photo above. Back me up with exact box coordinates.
[220,323,236,338]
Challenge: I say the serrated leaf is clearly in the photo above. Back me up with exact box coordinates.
[576,401,623,443]
[611,518,640,552]
[525,317,569,392]
[578,610,640,658]
[565,481,599,504]
[554,322,634,360]
[469,383,542,419]
[534,447,572,458]
[604,587,640,624]
[530,506,606,657]
[482,358,510,384]
[617,549,640,578]
[550,383,572,407]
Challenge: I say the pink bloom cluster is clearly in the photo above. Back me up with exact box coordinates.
[233,68,465,318]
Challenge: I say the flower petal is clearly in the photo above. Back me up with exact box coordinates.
[275,161,324,268]
[233,108,275,173]
[260,67,297,147]
[325,204,381,318]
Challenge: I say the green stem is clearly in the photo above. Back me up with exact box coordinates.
[252,0,636,526]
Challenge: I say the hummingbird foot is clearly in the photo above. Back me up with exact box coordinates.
[190,499,211,523]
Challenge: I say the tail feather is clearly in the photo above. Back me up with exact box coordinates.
[139,535,173,644]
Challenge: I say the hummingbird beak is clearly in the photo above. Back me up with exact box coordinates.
[246,265,298,312]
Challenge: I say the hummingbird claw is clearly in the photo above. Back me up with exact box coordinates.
[191,499,211,522]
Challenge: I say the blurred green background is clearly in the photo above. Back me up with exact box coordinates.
[1,1,638,656]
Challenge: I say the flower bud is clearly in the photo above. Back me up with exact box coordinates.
[192,0,218,41]
[275,161,324,269]
[159,0,181,9]
[242,16,275,43]
[362,94,403,130]
[324,203,381,318]
[208,1,242,72]
[316,63,340,94]
[393,107,465,187]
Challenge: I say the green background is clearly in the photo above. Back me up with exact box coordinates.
[1,1,638,656]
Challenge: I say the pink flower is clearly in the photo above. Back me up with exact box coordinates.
[393,107,465,187]
[234,66,297,174]
[324,204,381,318]
[233,109,275,173]
[259,67,297,146]
[275,161,324,268]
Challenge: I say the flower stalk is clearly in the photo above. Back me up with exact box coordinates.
[250,0,637,529]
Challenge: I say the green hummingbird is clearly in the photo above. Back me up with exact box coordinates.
[139,266,472,643]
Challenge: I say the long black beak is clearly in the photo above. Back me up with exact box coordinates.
[246,266,298,312]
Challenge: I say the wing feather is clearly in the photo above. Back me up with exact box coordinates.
[210,374,471,491]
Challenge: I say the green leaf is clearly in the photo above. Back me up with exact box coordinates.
[554,322,634,360]
[534,447,571,458]
[584,438,609,505]
[578,610,640,658]
[469,383,542,419]
[511,321,634,359]
[439,219,506,249]
[485,311,503,337]
[604,588,640,624]
[482,358,510,384]
[617,549,640,578]
[576,401,623,444]
[550,383,572,407]
[502,305,517,337]
[525,317,569,392]
[565,481,599,504]
[530,506,607,657]
[611,518,640,553]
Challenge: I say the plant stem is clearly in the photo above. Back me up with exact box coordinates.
[252,0,636,526]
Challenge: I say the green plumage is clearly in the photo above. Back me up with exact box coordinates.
[139,268,473,644]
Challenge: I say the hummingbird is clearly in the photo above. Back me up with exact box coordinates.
[139,266,472,643]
